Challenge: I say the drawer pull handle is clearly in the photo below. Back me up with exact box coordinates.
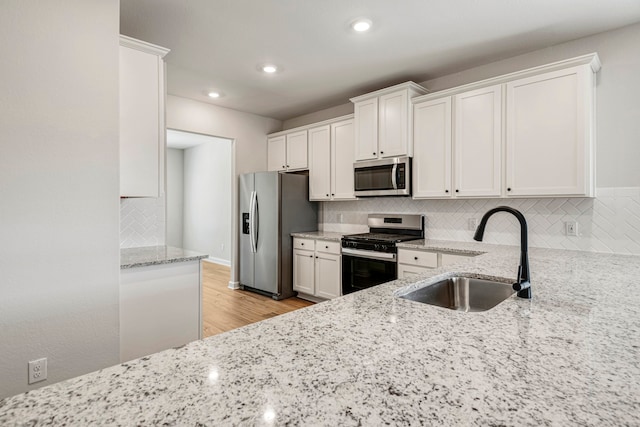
[414,256,418,260]
[325,246,329,249]
[301,243,304,245]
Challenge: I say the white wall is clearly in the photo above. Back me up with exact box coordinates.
[183,140,233,263]
[166,148,184,248]
[0,0,120,399]
[166,96,282,283]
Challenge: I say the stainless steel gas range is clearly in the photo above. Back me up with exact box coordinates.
[341,214,424,294]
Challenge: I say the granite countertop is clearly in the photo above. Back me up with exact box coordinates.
[120,245,208,269]
[397,238,499,256]
[2,243,640,425]
[291,231,345,242]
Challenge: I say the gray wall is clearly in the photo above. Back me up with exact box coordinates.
[166,148,185,248]
[0,0,120,398]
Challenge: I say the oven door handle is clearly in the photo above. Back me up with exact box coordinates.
[342,247,397,262]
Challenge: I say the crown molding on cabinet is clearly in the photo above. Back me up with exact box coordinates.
[349,81,429,103]
[411,53,601,104]
[120,35,170,58]
[268,113,354,138]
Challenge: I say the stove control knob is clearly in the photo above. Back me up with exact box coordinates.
[374,244,380,250]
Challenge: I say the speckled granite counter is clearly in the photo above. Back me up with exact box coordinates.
[291,230,344,241]
[2,243,640,425]
[120,245,208,269]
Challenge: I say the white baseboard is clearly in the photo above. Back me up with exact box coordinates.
[228,281,240,290]
[202,257,231,267]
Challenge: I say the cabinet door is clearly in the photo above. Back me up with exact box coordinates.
[120,45,161,197]
[293,249,315,295]
[413,97,452,198]
[315,253,341,299]
[354,98,379,161]
[267,136,286,171]
[454,84,502,197]
[286,130,308,170]
[308,126,331,200]
[331,119,356,200]
[505,66,593,197]
[379,90,409,157]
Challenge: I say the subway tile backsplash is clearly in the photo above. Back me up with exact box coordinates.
[321,187,640,255]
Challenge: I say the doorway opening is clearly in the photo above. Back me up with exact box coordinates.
[166,129,233,265]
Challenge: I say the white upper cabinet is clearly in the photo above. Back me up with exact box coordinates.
[331,118,356,200]
[412,97,452,198]
[286,130,309,170]
[267,135,286,171]
[453,84,502,198]
[308,116,356,201]
[411,53,600,200]
[267,131,308,172]
[505,65,595,197]
[308,125,331,200]
[354,98,379,161]
[412,85,502,199]
[119,36,169,197]
[351,82,428,162]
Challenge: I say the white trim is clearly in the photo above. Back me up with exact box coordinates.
[267,114,354,138]
[350,81,429,103]
[202,256,231,267]
[120,35,170,58]
[412,53,601,103]
[227,281,240,290]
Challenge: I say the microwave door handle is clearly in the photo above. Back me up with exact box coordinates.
[391,164,398,189]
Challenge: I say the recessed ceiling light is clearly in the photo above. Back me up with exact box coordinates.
[351,18,372,32]
[262,64,278,73]
[208,91,221,98]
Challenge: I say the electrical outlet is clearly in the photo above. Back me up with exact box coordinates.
[565,221,578,236]
[468,218,479,231]
[28,358,47,384]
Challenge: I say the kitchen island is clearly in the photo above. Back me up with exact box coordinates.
[1,241,639,425]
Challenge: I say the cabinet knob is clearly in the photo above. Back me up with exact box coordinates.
[380,151,384,154]
[507,187,512,192]
[286,165,290,168]
[373,152,376,155]
[282,165,285,169]
[301,242,304,245]
[326,194,329,197]
[455,189,459,193]
[309,255,313,258]
[325,245,329,249]
[445,189,449,193]
[315,256,318,259]
[414,256,418,260]
[331,193,335,196]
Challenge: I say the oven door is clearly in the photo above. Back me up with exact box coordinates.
[341,249,397,294]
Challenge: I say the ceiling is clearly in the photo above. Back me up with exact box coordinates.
[120,0,640,121]
[166,129,231,149]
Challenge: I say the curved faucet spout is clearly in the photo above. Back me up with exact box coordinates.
[473,206,532,299]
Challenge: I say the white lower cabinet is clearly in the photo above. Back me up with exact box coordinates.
[397,248,476,277]
[120,260,201,362]
[293,238,341,300]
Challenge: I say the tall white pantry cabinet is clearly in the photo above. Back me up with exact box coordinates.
[411,53,600,199]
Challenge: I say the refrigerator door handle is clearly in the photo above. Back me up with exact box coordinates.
[250,191,258,253]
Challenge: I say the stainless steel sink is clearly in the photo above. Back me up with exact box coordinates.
[398,276,515,312]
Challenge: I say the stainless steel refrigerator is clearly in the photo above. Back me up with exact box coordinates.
[239,172,317,300]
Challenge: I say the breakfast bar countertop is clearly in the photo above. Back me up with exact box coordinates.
[120,245,208,269]
[2,241,640,425]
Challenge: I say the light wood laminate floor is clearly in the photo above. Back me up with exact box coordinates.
[201,261,314,338]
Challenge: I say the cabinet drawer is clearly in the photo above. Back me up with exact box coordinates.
[398,263,433,278]
[440,253,473,266]
[293,238,315,251]
[316,240,341,255]
[398,249,438,268]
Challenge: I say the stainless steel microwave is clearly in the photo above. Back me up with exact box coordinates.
[353,156,411,197]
